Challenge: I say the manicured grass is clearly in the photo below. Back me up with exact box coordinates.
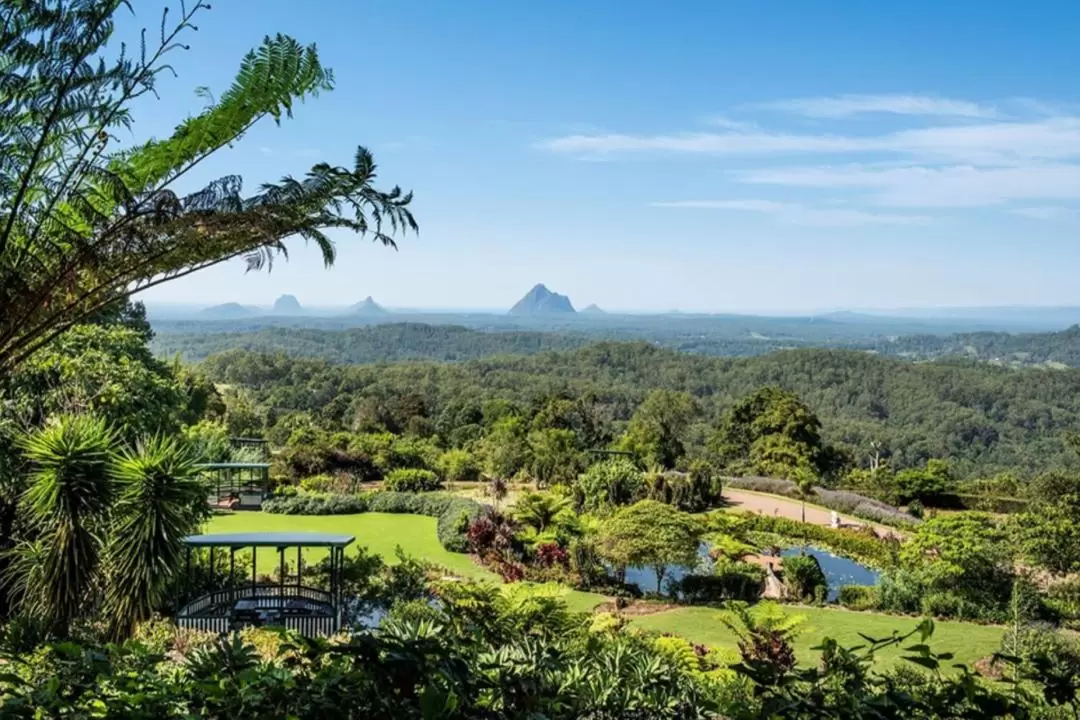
[206,511,496,580]
[632,605,1003,670]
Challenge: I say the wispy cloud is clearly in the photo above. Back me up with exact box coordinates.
[754,94,996,119]
[1008,205,1078,220]
[651,199,929,226]
[740,164,1080,208]
[542,99,1080,210]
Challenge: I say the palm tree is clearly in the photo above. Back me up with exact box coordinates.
[104,435,207,639]
[17,415,115,635]
[792,465,817,524]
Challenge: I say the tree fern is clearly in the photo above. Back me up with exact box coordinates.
[0,2,416,373]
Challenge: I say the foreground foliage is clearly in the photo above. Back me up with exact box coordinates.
[0,0,415,373]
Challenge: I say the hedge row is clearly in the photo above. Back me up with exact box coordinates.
[736,513,897,569]
[263,492,486,552]
[724,476,920,528]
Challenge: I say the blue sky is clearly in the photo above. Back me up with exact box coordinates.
[129,0,1080,312]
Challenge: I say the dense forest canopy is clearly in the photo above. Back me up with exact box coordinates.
[199,342,1080,479]
[154,318,1080,368]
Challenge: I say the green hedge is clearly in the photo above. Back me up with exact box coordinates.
[736,513,897,568]
[263,491,486,552]
[385,468,442,493]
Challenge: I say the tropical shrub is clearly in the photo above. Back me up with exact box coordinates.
[837,584,879,611]
[782,554,827,604]
[576,458,645,511]
[437,448,481,483]
[676,563,765,603]
[384,468,442,492]
[645,462,723,512]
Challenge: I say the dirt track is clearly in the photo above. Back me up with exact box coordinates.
[722,488,903,539]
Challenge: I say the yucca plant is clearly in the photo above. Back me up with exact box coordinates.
[104,435,207,639]
[17,415,115,635]
[0,1,416,373]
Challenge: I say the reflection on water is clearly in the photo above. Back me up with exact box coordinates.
[620,543,880,601]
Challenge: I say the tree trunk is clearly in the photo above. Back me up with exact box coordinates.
[655,566,666,594]
[801,499,806,524]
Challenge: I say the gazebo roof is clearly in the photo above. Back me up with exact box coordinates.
[182,532,355,548]
[196,462,272,470]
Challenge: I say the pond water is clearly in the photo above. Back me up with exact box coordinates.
[780,546,880,602]
[620,544,879,601]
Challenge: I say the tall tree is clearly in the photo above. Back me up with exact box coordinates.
[0,1,416,373]
[597,499,702,593]
[620,389,696,470]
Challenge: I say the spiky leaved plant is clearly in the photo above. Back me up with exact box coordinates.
[17,414,115,635]
[103,434,207,639]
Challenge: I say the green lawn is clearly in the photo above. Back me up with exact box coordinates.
[632,605,1003,669]
[204,511,606,612]
[205,511,1000,668]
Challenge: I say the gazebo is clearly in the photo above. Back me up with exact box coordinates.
[175,532,354,636]
[200,462,271,510]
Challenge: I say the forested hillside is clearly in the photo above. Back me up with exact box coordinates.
[154,323,593,363]
[155,320,1080,367]
[201,342,1080,479]
[888,325,1080,367]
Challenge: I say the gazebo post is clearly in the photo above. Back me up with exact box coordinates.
[297,546,302,591]
[278,547,285,616]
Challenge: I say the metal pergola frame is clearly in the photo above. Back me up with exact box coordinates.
[175,532,355,636]
[199,462,271,510]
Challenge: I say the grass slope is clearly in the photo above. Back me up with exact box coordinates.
[632,605,1003,669]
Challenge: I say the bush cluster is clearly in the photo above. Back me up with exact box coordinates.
[782,553,828,603]
[674,562,765,603]
[384,468,442,492]
[725,476,920,528]
[837,584,879,611]
[263,491,485,552]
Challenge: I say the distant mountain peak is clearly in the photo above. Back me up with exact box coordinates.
[349,296,387,314]
[200,302,257,318]
[509,284,575,315]
[581,303,605,315]
[272,294,303,315]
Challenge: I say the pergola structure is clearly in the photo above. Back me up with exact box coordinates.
[200,462,271,510]
[175,532,354,636]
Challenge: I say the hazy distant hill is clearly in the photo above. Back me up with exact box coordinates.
[272,295,304,315]
[348,296,387,315]
[509,284,575,315]
[201,302,258,318]
[581,304,605,315]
